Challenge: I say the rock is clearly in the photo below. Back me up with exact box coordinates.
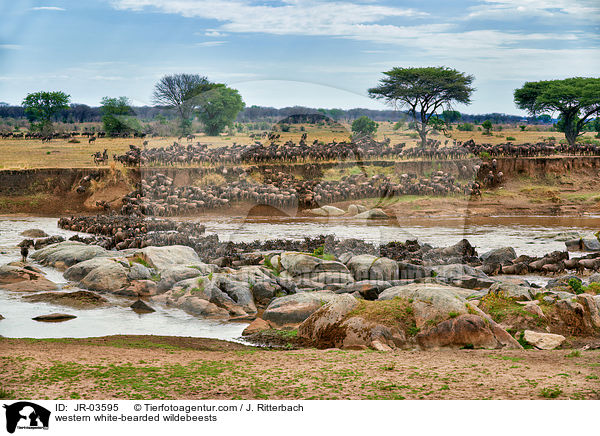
[480,247,517,265]
[119,280,158,297]
[336,280,391,300]
[523,330,566,350]
[64,257,127,282]
[308,205,346,217]
[23,290,108,309]
[488,282,534,301]
[179,297,230,318]
[251,281,278,305]
[0,314,3,320]
[523,302,545,318]
[0,264,47,284]
[31,241,111,268]
[371,340,393,352]
[279,252,322,275]
[378,283,473,328]
[131,245,203,271]
[353,208,389,220]
[432,264,495,290]
[546,275,582,289]
[130,299,155,313]
[555,294,600,336]
[298,294,405,350]
[20,229,49,238]
[263,292,337,326]
[32,313,77,322]
[582,238,600,251]
[157,266,202,292]
[416,314,521,350]
[127,262,152,281]
[587,273,600,285]
[347,255,399,281]
[306,271,355,285]
[242,318,272,336]
[398,262,433,280]
[79,260,129,293]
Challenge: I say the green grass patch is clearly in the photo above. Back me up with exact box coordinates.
[349,297,419,336]
[539,387,562,399]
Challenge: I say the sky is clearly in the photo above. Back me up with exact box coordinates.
[0,0,598,114]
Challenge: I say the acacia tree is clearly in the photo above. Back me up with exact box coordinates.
[22,91,70,134]
[196,85,244,136]
[368,66,474,146]
[153,74,214,135]
[514,77,600,146]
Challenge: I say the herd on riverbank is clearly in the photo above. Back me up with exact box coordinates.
[2,214,600,352]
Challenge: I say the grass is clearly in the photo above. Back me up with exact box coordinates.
[539,387,562,399]
[479,293,545,326]
[348,297,420,336]
[131,256,151,268]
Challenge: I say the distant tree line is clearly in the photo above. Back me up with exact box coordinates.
[0,103,562,126]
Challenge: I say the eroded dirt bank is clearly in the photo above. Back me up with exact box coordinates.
[0,336,598,400]
[0,156,599,216]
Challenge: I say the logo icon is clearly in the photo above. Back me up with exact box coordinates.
[3,402,50,434]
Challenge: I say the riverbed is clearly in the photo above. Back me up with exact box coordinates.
[1,214,598,340]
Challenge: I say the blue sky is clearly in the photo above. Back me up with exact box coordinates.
[1,0,598,114]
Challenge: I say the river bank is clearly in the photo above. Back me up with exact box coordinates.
[0,335,598,400]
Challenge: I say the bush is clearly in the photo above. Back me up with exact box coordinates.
[457,123,474,131]
[568,278,583,294]
[506,136,516,141]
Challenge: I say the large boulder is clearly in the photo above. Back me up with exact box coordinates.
[378,283,472,327]
[432,264,495,290]
[64,257,128,282]
[347,255,399,281]
[480,247,517,265]
[555,294,600,336]
[156,266,202,292]
[20,229,49,238]
[79,260,129,293]
[307,206,345,217]
[488,282,534,301]
[398,262,433,280]
[127,262,152,281]
[353,208,389,220]
[298,294,405,350]
[31,241,111,269]
[0,264,58,292]
[262,292,337,326]
[130,246,203,271]
[522,330,565,350]
[582,239,600,252]
[415,314,520,350]
[23,290,109,309]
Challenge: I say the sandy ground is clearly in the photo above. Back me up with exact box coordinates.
[0,336,598,400]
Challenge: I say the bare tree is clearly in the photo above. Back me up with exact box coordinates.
[152,74,213,134]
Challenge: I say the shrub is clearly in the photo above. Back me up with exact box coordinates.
[506,136,516,141]
[540,387,562,398]
[457,123,474,131]
[568,278,583,295]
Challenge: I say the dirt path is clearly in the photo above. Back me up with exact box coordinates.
[1,336,598,400]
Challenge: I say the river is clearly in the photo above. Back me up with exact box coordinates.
[0,214,598,340]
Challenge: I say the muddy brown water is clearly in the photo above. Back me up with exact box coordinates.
[0,214,598,339]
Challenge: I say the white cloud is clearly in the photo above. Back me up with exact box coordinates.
[196,40,227,47]
[0,44,22,50]
[30,6,66,11]
[466,0,600,21]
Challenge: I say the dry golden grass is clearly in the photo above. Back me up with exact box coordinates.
[0,123,596,169]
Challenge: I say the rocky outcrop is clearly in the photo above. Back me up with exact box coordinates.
[346,255,399,281]
[130,245,204,271]
[0,264,58,292]
[31,241,111,269]
[20,229,49,238]
[262,292,337,326]
[480,247,517,265]
[78,260,129,293]
[298,284,520,350]
[432,264,495,290]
